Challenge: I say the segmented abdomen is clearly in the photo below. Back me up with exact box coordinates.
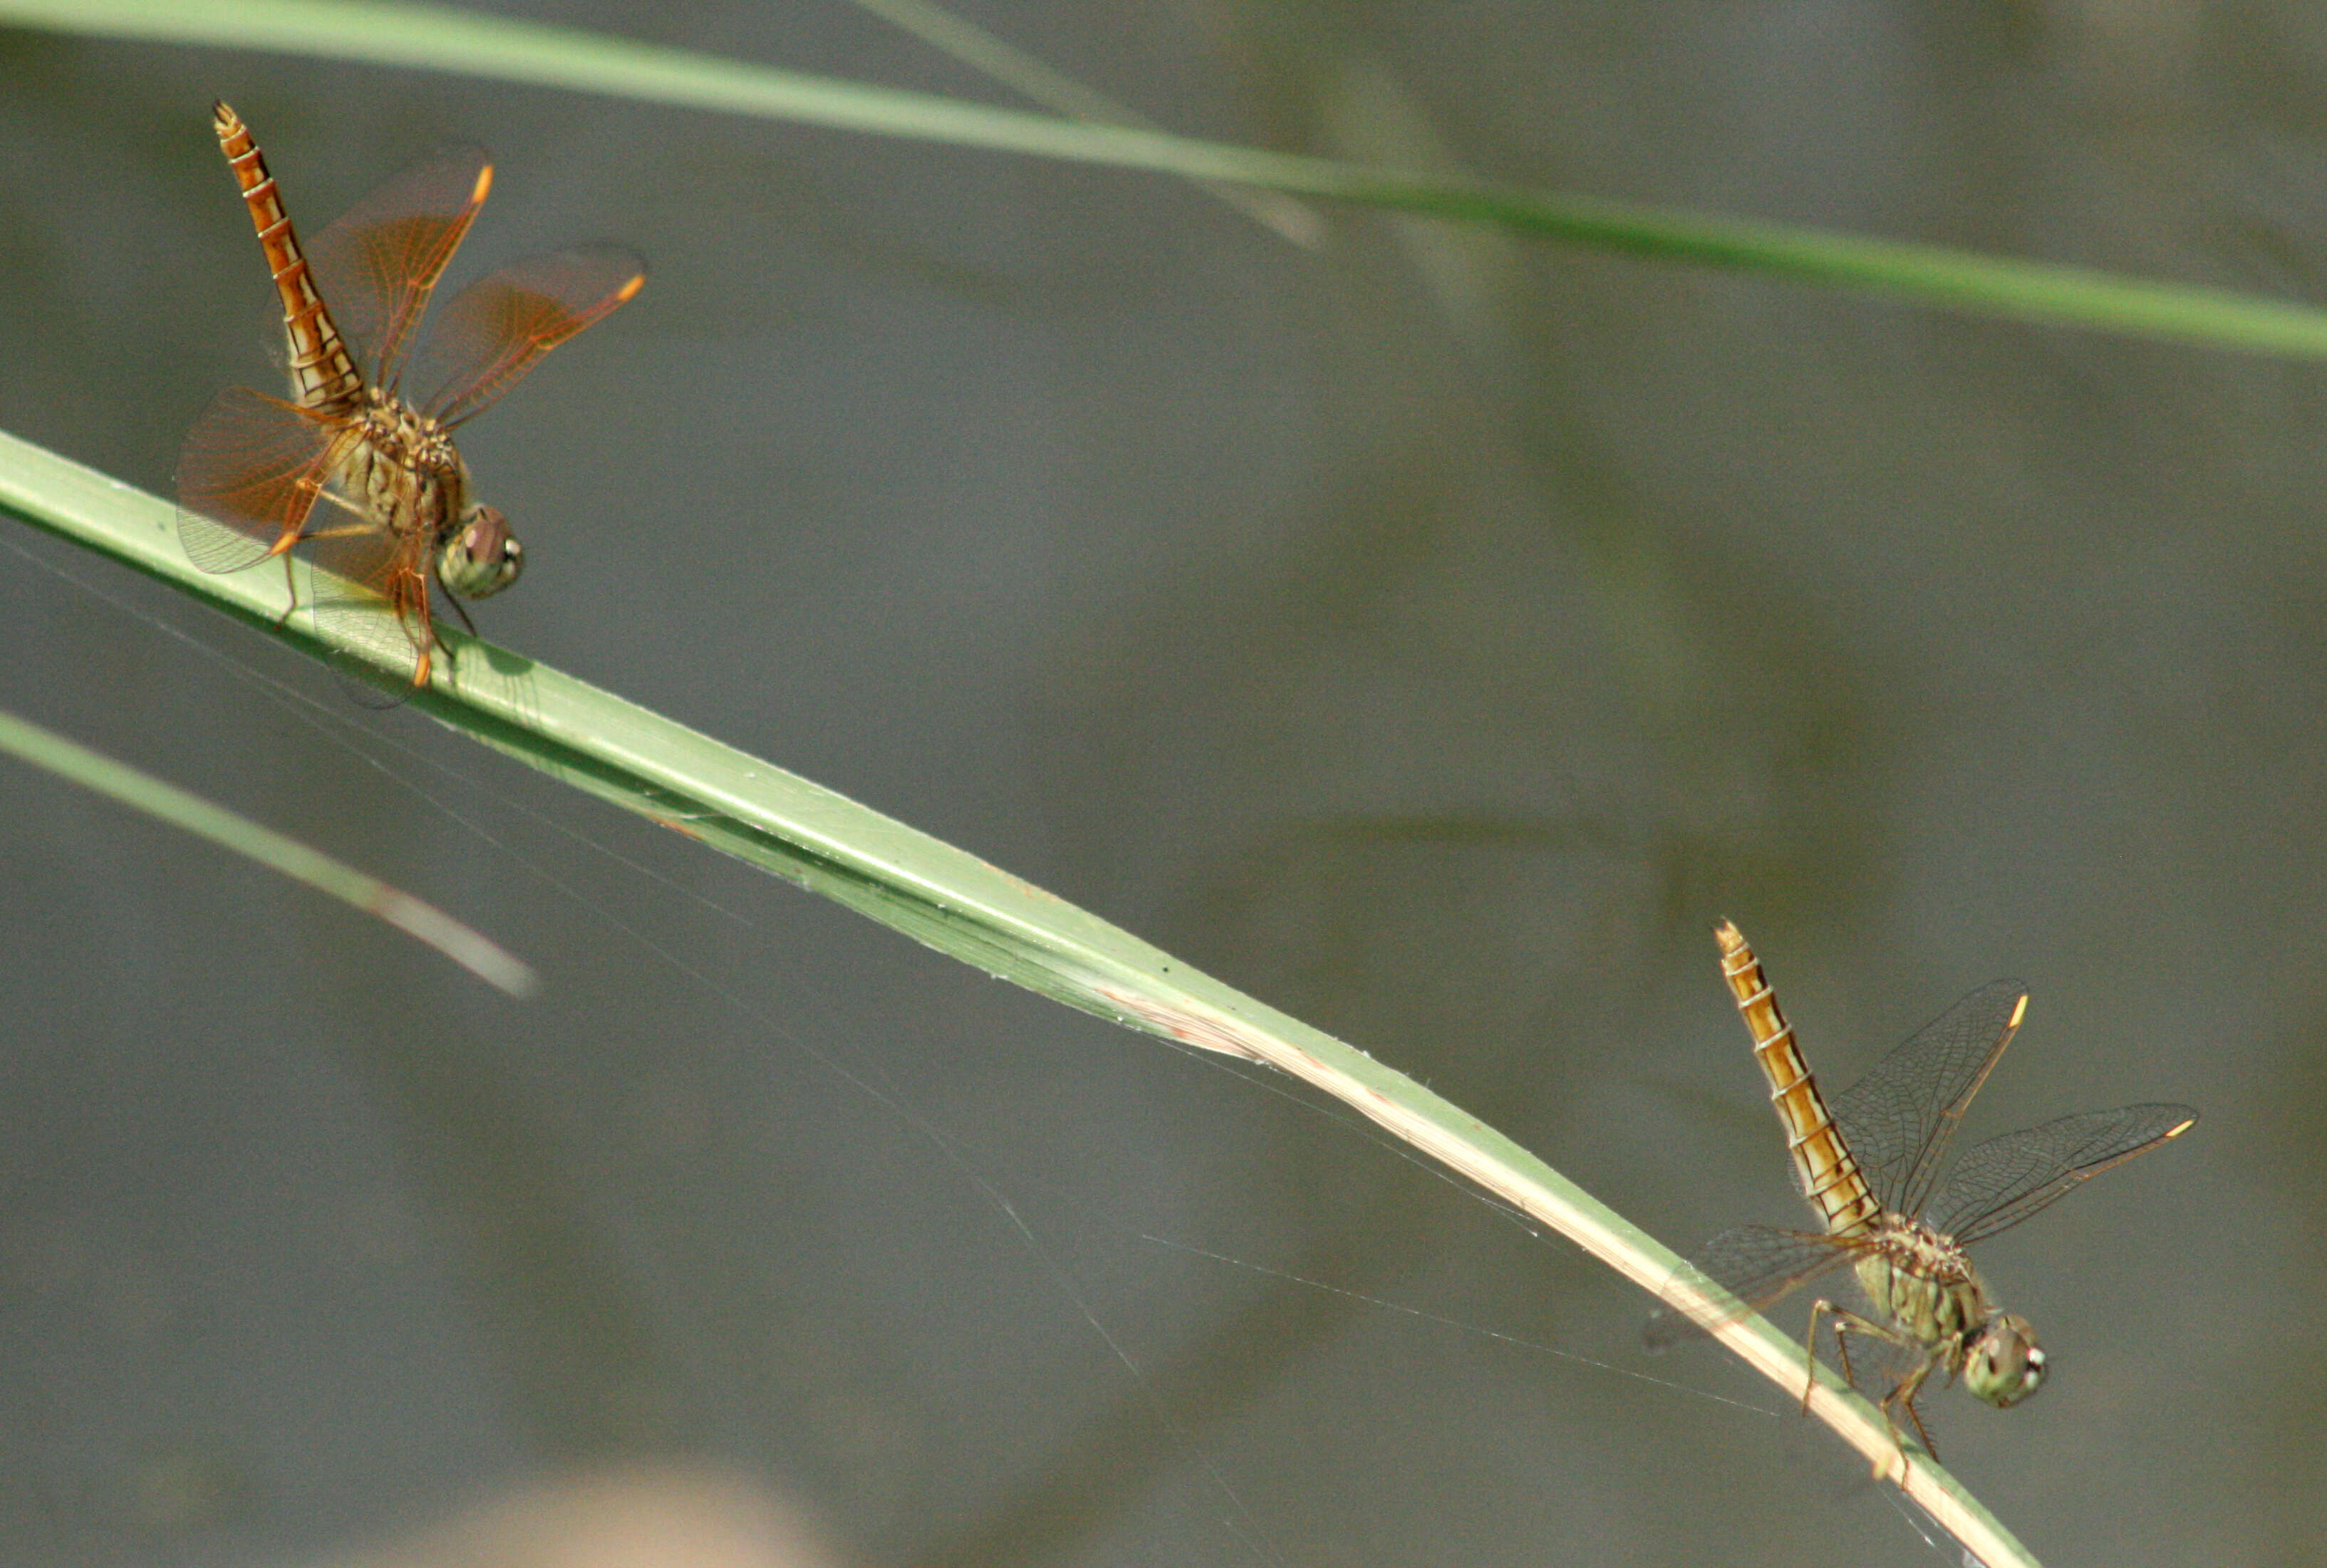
[209,100,365,414]
[1713,921,1882,1238]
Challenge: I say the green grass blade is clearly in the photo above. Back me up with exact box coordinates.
[5,0,2324,363]
[0,422,2041,1567]
[0,707,536,995]
[839,0,1323,245]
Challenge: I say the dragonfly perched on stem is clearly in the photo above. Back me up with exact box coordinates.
[177,100,645,691]
[1646,921,2196,1474]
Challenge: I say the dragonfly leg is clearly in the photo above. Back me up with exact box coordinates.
[269,491,377,633]
[291,486,373,541]
[440,590,481,637]
[1813,1301,1905,1393]
[1880,1351,1940,1456]
[274,549,301,630]
[1802,1298,1837,1413]
[1823,1306,1924,1479]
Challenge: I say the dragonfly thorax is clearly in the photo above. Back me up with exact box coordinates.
[338,391,524,601]
[1855,1214,2045,1408]
[342,390,467,544]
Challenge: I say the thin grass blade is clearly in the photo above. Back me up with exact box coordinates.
[2,0,2324,362]
[0,706,535,995]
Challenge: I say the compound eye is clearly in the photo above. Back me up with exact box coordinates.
[2017,1344,2048,1397]
[1966,1314,2046,1408]
[437,504,524,598]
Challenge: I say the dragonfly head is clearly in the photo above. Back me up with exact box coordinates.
[438,504,524,598]
[1964,1312,2046,1407]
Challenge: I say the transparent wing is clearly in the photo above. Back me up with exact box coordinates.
[418,244,646,427]
[1828,979,2028,1221]
[305,516,435,694]
[175,385,343,573]
[1643,1225,1867,1349]
[1926,1104,2199,1246]
[175,387,434,697]
[305,141,493,390]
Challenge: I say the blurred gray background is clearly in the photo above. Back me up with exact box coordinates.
[0,4,2308,1564]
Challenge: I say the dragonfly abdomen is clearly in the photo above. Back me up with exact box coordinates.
[209,101,366,415]
[1713,921,1884,1238]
